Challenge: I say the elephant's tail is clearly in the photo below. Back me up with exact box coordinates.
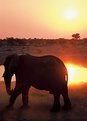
[65,74,68,82]
[64,68,68,82]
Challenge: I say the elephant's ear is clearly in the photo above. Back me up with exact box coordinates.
[7,54,19,74]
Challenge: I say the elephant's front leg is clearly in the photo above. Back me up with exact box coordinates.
[51,93,60,112]
[21,87,30,109]
[6,88,21,109]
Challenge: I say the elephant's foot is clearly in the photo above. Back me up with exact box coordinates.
[50,105,60,112]
[20,105,29,110]
[62,104,71,110]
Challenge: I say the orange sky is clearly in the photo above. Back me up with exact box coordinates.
[0,0,87,39]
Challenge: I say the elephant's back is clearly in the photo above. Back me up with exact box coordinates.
[38,55,67,74]
[19,54,67,75]
[19,54,66,66]
[19,54,65,67]
[18,54,68,91]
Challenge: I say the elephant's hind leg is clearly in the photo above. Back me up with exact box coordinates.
[50,93,60,112]
[62,87,71,110]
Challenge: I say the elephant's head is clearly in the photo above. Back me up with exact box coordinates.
[3,54,19,95]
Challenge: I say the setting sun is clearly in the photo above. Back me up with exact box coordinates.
[1,0,87,39]
[64,8,78,21]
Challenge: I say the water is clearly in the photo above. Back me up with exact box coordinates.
[0,39,87,85]
[0,66,4,81]
[1,64,87,85]
[0,65,15,82]
[66,63,87,85]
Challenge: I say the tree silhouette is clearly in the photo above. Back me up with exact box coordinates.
[72,33,80,40]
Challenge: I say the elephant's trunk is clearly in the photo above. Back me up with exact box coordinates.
[6,86,12,95]
[3,72,14,95]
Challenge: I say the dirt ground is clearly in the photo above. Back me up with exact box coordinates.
[0,81,87,121]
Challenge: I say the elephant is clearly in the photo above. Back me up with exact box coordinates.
[3,54,71,112]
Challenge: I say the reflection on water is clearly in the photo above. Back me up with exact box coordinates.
[0,65,4,81]
[0,65,15,82]
[66,63,87,85]
[0,64,87,85]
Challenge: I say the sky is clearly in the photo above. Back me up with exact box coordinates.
[0,0,87,39]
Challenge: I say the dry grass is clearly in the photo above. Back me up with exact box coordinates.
[0,81,87,121]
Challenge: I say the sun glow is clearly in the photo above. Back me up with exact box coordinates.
[66,64,87,85]
[64,8,78,21]
[67,66,76,83]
